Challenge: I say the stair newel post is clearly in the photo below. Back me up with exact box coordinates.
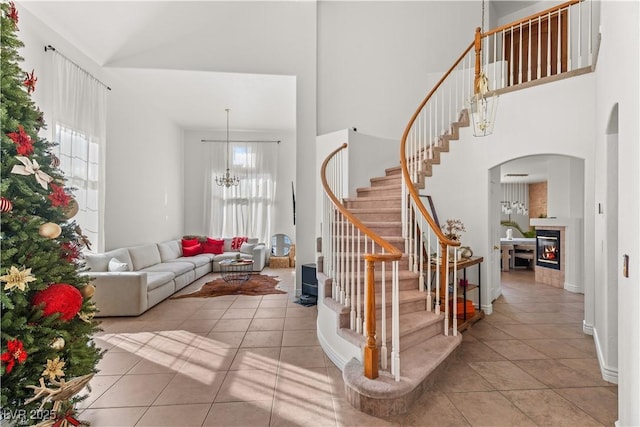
[363,257,379,379]
[356,229,362,334]
[474,26,482,95]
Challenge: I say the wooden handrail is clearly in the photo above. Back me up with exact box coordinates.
[399,41,473,249]
[320,142,401,379]
[320,143,403,263]
[483,0,580,37]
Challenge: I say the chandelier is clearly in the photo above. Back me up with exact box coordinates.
[215,108,240,188]
[501,181,529,216]
[469,0,498,137]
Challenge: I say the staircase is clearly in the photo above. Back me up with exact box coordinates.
[332,114,468,416]
[318,0,595,418]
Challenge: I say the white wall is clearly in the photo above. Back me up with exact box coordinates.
[317,1,479,139]
[427,72,596,315]
[595,1,640,424]
[18,7,185,251]
[183,129,296,244]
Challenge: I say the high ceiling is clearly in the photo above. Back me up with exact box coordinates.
[20,1,538,134]
[19,1,297,133]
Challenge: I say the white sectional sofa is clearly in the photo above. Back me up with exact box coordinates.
[83,238,267,317]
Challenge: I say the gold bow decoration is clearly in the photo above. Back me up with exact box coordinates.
[11,156,53,189]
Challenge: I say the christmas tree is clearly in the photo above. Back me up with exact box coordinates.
[1,2,101,425]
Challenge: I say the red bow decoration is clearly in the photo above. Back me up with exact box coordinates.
[23,69,37,94]
[52,411,81,427]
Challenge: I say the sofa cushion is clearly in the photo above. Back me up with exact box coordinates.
[141,261,193,277]
[170,255,210,268]
[247,238,259,245]
[85,247,133,272]
[145,271,175,291]
[108,258,130,272]
[158,240,182,262]
[129,244,162,271]
[213,252,252,262]
[240,242,256,255]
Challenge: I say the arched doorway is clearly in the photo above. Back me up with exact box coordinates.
[489,154,586,301]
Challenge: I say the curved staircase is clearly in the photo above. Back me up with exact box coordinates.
[337,138,467,416]
[318,0,593,417]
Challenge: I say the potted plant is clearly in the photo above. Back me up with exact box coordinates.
[441,219,466,241]
[441,219,466,261]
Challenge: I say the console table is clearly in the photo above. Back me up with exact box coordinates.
[429,256,484,331]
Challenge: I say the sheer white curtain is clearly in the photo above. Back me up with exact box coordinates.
[50,52,108,252]
[206,141,278,244]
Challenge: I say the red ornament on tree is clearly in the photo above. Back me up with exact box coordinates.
[23,69,37,94]
[7,125,33,156]
[32,284,83,321]
[60,241,80,263]
[0,197,12,213]
[8,1,18,27]
[48,183,70,208]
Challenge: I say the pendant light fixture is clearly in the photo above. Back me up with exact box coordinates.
[215,108,240,188]
[469,0,499,137]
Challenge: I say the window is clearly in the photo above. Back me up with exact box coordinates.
[54,124,101,252]
[50,50,107,252]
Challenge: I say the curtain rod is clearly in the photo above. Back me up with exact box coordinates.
[201,139,281,144]
[44,45,112,91]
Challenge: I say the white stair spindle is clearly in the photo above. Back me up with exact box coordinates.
[453,248,458,336]
[381,252,387,370]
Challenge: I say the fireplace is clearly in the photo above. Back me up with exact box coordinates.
[536,229,561,270]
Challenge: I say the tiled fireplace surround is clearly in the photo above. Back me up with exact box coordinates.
[535,226,565,288]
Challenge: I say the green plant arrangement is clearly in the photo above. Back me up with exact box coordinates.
[500,220,536,238]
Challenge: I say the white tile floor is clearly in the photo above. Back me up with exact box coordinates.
[79,267,617,426]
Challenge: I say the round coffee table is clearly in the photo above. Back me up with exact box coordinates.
[219,259,254,285]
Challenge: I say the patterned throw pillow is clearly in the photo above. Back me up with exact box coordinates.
[231,236,248,251]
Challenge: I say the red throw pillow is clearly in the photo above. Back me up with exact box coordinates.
[182,244,202,257]
[203,238,224,255]
[182,238,199,248]
[231,236,248,251]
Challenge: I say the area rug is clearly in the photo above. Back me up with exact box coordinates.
[172,274,286,299]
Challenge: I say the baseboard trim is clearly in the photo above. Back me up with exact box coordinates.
[481,303,493,315]
[593,327,619,384]
[317,326,348,370]
[564,281,583,293]
[583,320,594,335]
